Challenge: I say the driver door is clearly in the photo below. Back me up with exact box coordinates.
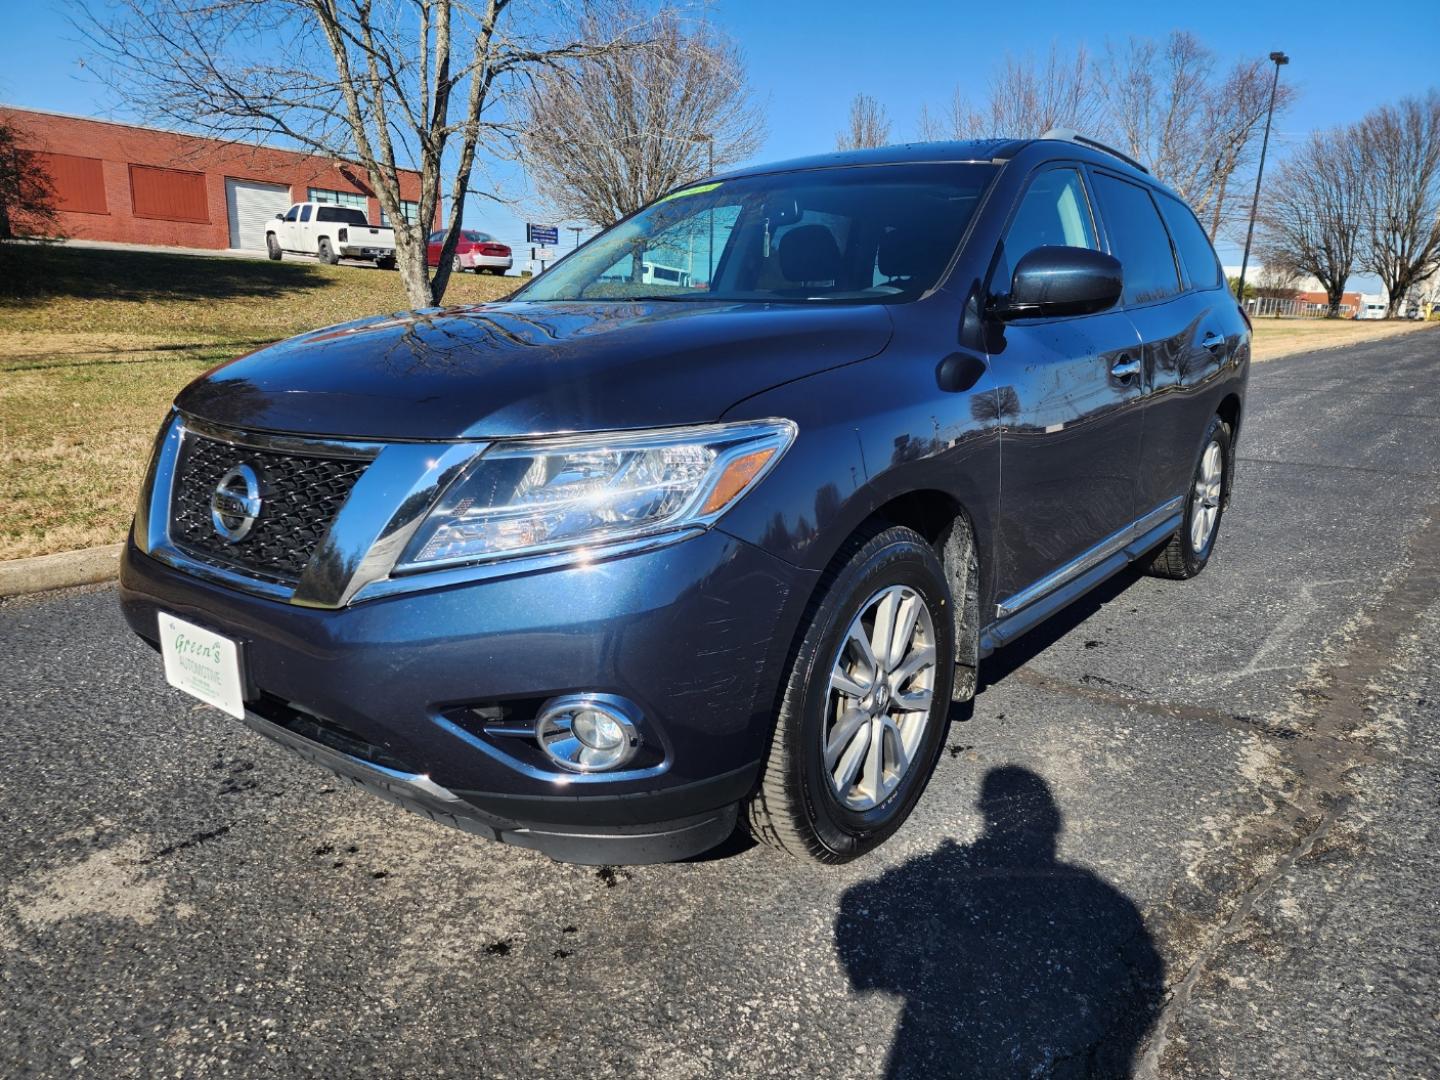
[986,165,1145,612]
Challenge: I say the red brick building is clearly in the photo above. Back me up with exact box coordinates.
[2,107,437,253]
[1292,290,1362,316]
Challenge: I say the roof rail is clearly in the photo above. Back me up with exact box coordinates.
[1038,128,1149,174]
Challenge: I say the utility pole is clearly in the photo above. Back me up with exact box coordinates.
[568,226,582,249]
[1235,51,1289,307]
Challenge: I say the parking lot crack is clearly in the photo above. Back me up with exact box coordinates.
[1134,802,1345,1080]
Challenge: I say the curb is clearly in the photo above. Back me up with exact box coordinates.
[0,544,124,599]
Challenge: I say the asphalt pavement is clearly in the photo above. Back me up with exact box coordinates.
[2,329,1438,1078]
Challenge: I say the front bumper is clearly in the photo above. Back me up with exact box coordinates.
[120,529,812,862]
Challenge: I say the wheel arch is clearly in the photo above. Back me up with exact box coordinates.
[841,488,982,702]
[1217,392,1242,442]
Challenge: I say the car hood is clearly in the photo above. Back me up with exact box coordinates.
[174,300,893,440]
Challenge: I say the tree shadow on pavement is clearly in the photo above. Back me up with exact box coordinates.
[835,766,1164,1079]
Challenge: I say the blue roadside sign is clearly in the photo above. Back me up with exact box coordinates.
[527,223,559,246]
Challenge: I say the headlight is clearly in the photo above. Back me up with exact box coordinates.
[398,419,795,570]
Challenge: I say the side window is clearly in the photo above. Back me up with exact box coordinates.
[299,204,312,223]
[1006,168,1098,257]
[1157,193,1222,290]
[992,167,1096,299]
[283,205,299,222]
[428,231,444,243]
[1091,174,1181,304]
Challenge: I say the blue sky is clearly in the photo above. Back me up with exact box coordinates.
[5,0,1437,273]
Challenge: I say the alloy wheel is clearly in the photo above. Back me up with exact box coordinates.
[1190,440,1223,552]
[824,585,938,810]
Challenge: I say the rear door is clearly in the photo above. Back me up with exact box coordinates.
[987,165,1145,608]
[1141,192,1243,511]
[426,230,444,266]
[1088,171,1229,518]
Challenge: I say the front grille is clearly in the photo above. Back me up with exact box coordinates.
[169,431,369,581]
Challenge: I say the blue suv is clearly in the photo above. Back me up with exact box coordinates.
[121,132,1249,864]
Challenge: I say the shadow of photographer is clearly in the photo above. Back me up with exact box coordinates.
[836,766,1163,1079]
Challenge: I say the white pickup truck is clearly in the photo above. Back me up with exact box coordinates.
[266,202,396,267]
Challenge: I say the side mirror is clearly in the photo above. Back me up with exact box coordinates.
[275,213,285,220]
[995,246,1123,320]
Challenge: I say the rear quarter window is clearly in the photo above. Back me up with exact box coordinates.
[1157,194,1223,290]
[1091,174,1181,305]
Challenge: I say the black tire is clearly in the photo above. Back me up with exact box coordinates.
[1146,414,1232,580]
[265,234,282,261]
[745,525,956,863]
[375,257,394,270]
[318,238,338,265]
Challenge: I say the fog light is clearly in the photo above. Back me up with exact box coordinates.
[535,695,640,773]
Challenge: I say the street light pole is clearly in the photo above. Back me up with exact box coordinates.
[568,226,582,249]
[1235,51,1289,306]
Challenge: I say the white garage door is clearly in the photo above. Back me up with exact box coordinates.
[225,178,291,251]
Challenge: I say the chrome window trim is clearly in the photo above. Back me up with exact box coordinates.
[995,495,1184,619]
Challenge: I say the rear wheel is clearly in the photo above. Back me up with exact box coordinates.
[265,234,282,261]
[452,254,465,274]
[317,238,338,265]
[745,525,955,863]
[1146,413,1232,579]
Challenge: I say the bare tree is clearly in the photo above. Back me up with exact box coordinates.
[79,0,638,307]
[836,93,892,150]
[0,116,59,241]
[1102,33,1296,240]
[918,45,1100,141]
[519,3,763,228]
[1251,259,1302,300]
[1258,128,1362,317]
[915,89,983,142]
[1355,92,1440,317]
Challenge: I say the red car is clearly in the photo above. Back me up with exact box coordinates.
[427,230,512,275]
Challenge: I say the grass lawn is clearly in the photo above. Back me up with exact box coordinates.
[0,245,515,560]
[1250,316,1437,362]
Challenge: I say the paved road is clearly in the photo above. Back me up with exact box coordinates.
[3,330,1438,1078]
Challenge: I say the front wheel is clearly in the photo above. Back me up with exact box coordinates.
[265,234,282,261]
[1146,414,1232,579]
[745,525,955,863]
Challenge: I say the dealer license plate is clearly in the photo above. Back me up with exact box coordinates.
[158,612,246,719]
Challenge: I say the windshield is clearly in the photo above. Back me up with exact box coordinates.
[463,231,491,242]
[514,163,997,304]
[316,207,370,226]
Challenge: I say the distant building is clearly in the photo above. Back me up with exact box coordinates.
[1357,294,1388,320]
[1,106,438,254]
[1290,290,1362,317]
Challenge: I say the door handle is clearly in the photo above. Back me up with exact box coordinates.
[1110,355,1141,381]
[1202,331,1226,353]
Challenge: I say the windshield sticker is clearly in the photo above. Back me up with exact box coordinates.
[655,182,722,205]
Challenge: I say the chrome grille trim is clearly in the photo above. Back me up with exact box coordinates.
[136,412,489,608]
